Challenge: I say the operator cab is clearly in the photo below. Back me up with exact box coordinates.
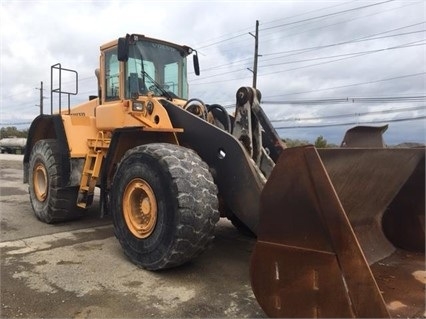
[104,33,199,102]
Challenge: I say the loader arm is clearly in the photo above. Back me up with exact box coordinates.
[160,87,284,232]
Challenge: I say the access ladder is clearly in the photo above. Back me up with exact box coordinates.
[77,133,110,208]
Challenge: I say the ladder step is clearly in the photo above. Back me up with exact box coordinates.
[87,139,111,149]
[77,192,94,209]
[77,144,106,209]
[77,202,87,209]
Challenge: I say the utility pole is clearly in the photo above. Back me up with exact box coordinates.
[35,81,44,115]
[248,20,260,88]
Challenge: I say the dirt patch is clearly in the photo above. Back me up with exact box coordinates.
[372,250,425,318]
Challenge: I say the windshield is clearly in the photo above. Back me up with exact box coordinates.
[126,39,188,99]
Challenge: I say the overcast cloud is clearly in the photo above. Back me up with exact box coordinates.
[1,0,425,144]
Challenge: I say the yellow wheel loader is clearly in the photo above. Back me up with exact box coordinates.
[23,34,425,317]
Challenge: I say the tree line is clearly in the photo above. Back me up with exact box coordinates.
[0,127,28,139]
[284,135,337,148]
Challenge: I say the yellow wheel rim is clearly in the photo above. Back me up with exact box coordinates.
[33,163,48,202]
[123,178,158,239]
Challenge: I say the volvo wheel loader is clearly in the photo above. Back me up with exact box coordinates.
[23,34,425,318]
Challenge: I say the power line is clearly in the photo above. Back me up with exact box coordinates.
[261,24,426,58]
[190,30,425,85]
[266,72,426,98]
[194,3,424,72]
[4,107,423,129]
[260,0,396,32]
[218,93,426,109]
[197,32,250,50]
[263,95,426,105]
[259,1,422,44]
[270,105,426,123]
[190,37,424,79]
[190,57,252,74]
[257,41,425,75]
[193,0,359,50]
[257,40,425,77]
[215,1,423,56]
[193,0,419,62]
[260,0,359,28]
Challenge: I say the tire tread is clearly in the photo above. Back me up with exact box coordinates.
[29,139,83,223]
[113,143,219,270]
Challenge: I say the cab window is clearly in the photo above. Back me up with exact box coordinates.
[105,49,119,101]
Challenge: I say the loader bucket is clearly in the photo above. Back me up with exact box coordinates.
[250,146,425,318]
[340,125,388,147]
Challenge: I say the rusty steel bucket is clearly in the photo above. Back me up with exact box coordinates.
[250,146,425,318]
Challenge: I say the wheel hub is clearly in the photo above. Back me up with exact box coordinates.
[123,178,157,239]
[33,163,48,202]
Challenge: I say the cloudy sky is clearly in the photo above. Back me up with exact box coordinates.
[1,0,425,145]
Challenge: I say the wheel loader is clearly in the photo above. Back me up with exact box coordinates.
[23,34,425,318]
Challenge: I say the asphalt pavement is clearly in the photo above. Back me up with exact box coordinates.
[0,155,265,318]
[2,154,424,318]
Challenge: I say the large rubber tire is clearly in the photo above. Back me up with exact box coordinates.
[28,139,83,223]
[111,143,219,270]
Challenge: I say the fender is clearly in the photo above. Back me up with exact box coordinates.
[23,114,71,187]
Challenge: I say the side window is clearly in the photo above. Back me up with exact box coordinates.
[164,62,178,95]
[105,49,119,100]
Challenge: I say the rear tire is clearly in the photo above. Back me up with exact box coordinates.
[28,139,83,223]
[111,143,219,270]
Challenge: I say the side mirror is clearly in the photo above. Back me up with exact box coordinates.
[193,53,200,76]
[117,35,130,62]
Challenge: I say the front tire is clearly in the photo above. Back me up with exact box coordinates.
[28,139,83,223]
[111,143,219,270]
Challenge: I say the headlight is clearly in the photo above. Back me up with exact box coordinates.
[132,101,144,111]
